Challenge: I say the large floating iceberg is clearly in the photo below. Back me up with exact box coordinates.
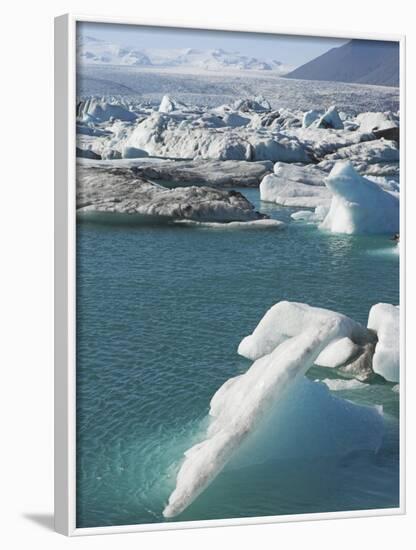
[163,303,385,518]
[320,161,399,235]
[76,164,267,222]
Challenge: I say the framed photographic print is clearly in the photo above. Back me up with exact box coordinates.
[54,14,405,536]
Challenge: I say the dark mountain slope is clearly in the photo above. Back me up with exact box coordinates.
[285,39,399,87]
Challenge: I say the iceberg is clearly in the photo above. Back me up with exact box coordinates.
[84,158,272,188]
[222,112,250,128]
[158,95,188,113]
[78,98,138,123]
[163,312,384,518]
[260,175,330,208]
[291,205,330,223]
[356,111,399,141]
[260,162,331,208]
[121,146,149,159]
[302,109,320,128]
[367,303,400,382]
[238,301,372,363]
[232,97,271,113]
[290,210,316,221]
[320,161,399,235]
[316,105,344,130]
[319,139,399,167]
[272,161,327,185]
[76,164,267,222]
[122,112,310,162]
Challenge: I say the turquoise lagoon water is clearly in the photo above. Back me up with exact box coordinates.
[76,188,400,528]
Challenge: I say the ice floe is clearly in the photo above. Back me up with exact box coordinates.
[356,111,399,141]
[260,173,331,208]
[322,138,399,164]
[76,164,267,222]
[174,219,284,229]
[316,105,344,130]
[78,157,272,188]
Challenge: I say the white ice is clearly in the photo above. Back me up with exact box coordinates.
[163,311,383,518]
[367,303,400,382]
[174,219,284,229]
[315,336,361,368]
[320,161,399,235]
[260,173,330,208]
[238,301,369,362]
[319,378,367,391]
[356,111,399,134]
[76,164,267,222]
[316,105,344,130]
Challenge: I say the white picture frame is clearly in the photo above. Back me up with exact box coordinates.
[55,13,406,536]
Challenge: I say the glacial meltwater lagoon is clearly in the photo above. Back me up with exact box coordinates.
[76,187,400,528]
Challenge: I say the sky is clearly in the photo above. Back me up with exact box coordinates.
[78,22,348,68]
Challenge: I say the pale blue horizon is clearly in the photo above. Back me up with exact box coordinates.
[78,21,349,68]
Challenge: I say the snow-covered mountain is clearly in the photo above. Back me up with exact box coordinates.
[77,36,290,73]
[77,36,153,67]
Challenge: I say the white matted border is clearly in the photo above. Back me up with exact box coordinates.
[54,13,406,536]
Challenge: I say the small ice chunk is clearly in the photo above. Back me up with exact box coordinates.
[291,210,315,221]
[316,105,344,130]
[303,109,320,128]
[121,146,149,159]
[159,95,188,113]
